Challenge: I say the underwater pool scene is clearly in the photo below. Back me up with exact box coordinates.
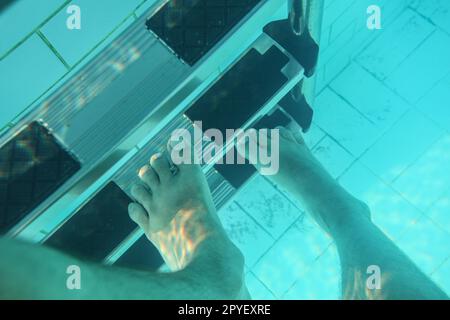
[0,0,449,300]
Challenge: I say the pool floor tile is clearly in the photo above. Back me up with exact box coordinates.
[417,73,450,132]
[431,259,450,296]
[340,161,423,241]
[218,201,274,268]
[411,0,450,34]
[41,0,142,66]
[386,30,450,104]
[252,217,331,297]
[304,123,326,149]
[393,134,450,211]
[0,0,66,57]
[360,109,443,183]
[245,272,276,300]
[356,8,435,80]
[331,63,410,133]
[283,244,341,300]
[396,215,450,275]
[312,136,354,178]
[0,33,66,128]
[427,188,450,234]
[234,176,303,239]
[314,88,380,157]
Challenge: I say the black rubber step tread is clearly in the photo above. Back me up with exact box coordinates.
[147,0,261,65]
[45,182,137,262]
[0,122,81,234]
[185,46,289,135]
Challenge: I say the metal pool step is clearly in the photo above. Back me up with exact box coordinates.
[1,0,287,237]
[1,0,325,270]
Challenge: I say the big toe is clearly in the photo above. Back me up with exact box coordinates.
[277,126,293,140]
[150,152,173,183]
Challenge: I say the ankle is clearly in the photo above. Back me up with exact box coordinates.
[323,196,372,237]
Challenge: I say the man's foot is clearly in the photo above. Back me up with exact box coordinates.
[238,126,370,234]
[128,145,224,270]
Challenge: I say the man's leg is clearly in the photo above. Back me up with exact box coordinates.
[239,127,448,300]
[0,144,246,299]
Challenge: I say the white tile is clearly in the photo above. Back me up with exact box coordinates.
[245,272,276,300]
[427,188,450,234]
[386,31,450,103]
[357,9,435,80]
[304,123,326,149]
[0,34,66,128]
[283,244,341,300]
[412,0,450,34]
[252,217,331,297]
[218,201,274,268]
[331,63,410,133]
[360,109,443,183]
[417,73,450,132]
[0,0,66,56]
[340,161,423,241]
[393,134,450,211]
[41,0,142,66]
[312,136,354,178]
[431,259,450,297]
[314,88,379,157]
[396,215,450,275]
[234,176,302,239]
[321,0,356,31]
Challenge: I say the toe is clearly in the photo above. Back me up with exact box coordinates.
[277,126,295,141]
[131,184,152,212]
[139,165,159,190]
[292,130,306,145]
[167,136,200,167]
[128,202,149,231]
[150,152,173,183]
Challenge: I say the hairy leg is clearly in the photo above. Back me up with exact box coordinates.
[239,127,448,300]
[0,143,246,300]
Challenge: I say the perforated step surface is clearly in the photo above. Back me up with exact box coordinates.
[185,46,289,134]
[0,122,81,234]
[147,0,261,65]
[45,182,138,261]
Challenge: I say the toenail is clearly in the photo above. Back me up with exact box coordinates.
[276,126,288,138]
[151,153,162,162]
[131,185,141,197]
[139,165,149,178]
[128,203,136,213]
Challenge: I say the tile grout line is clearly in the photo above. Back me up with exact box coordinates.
[0,0,72,61]
[36,30,71,70]
[281,240,336,298]
[326,85,377,126]
[232,200,275,243]
[5,7,140,130]
[309,72,446,234]
[353,58,450,135]
[407,3,450,38]
[247,271,278,299]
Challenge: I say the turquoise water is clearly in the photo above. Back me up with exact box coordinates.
[0,0,449,299]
